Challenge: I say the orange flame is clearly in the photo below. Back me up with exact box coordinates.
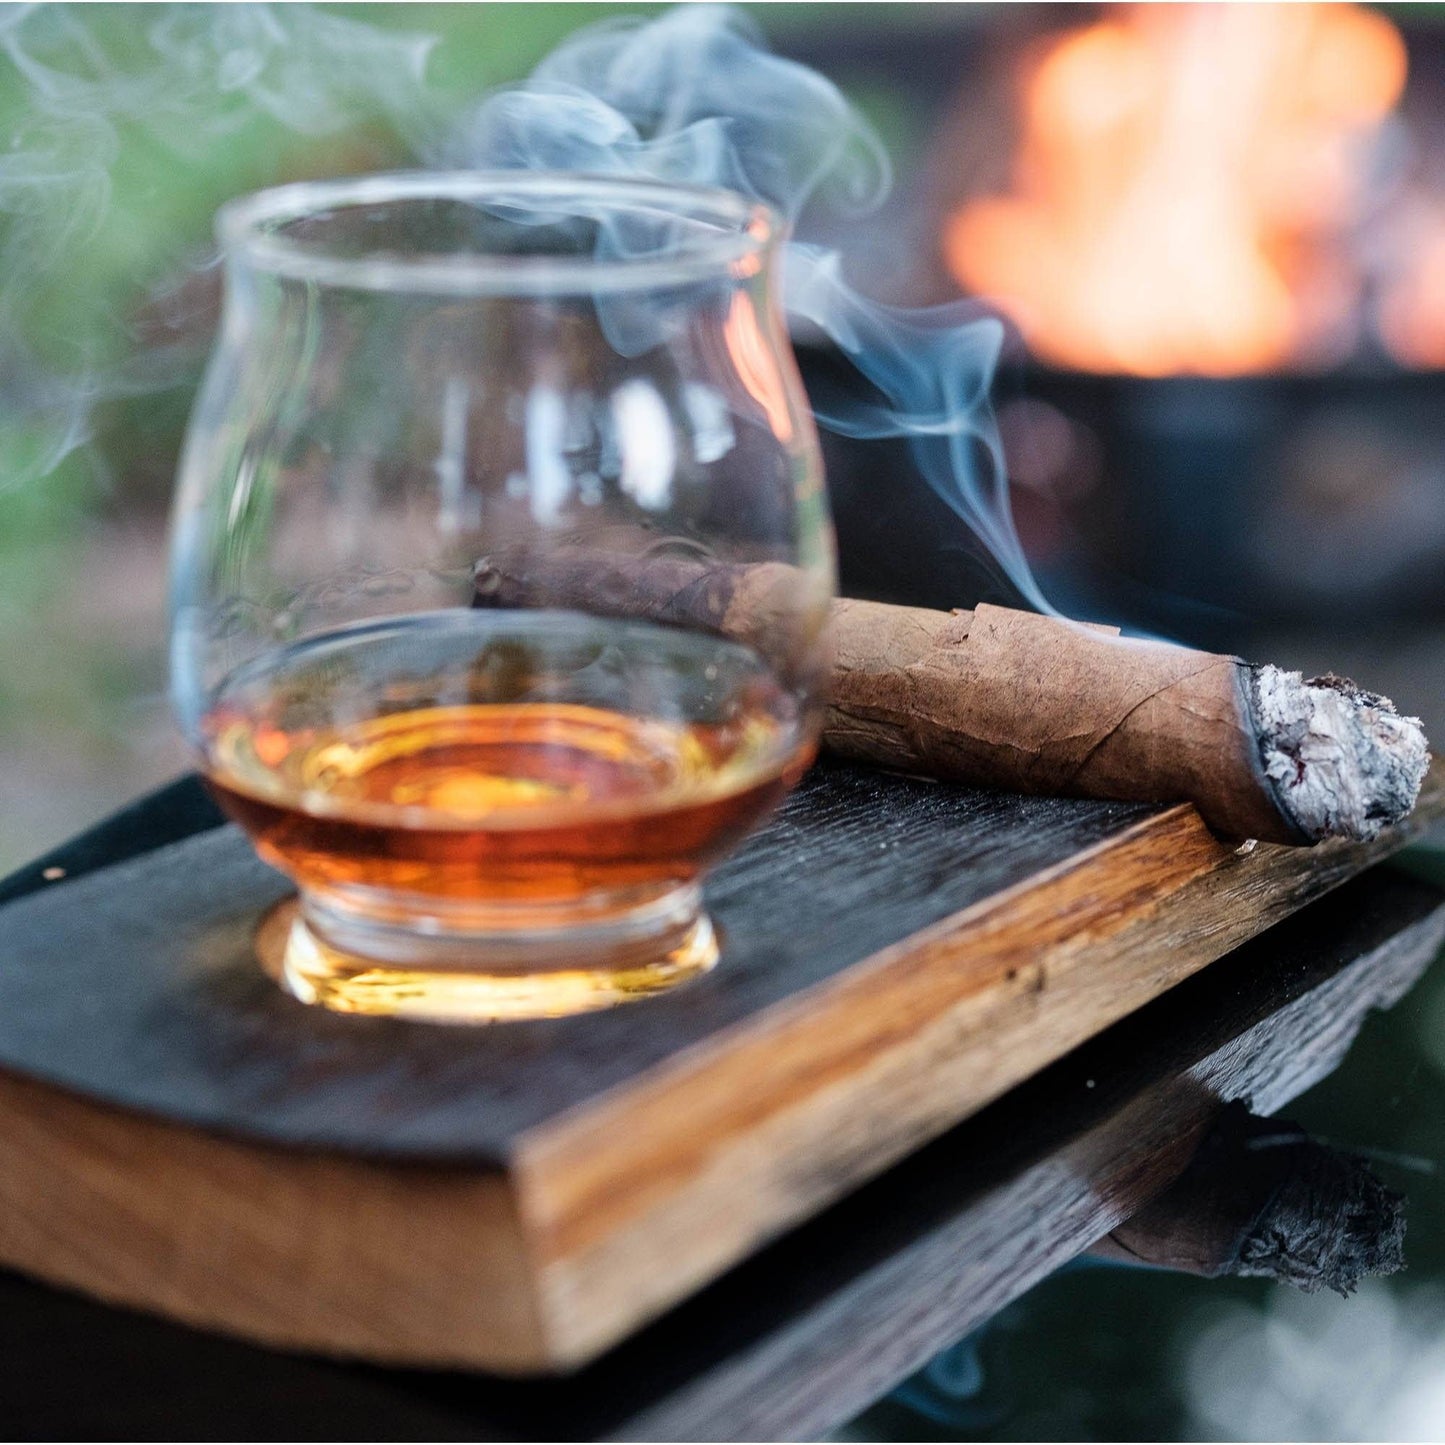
[945,3,1407,376]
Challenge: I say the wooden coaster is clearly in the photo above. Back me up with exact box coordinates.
[0,760,1440,1373]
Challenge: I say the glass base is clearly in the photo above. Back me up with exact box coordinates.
[254,886,718,1023]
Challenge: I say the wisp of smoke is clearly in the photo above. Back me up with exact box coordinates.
[784,246,1045,612]
[439,4,1050,610]
[1,1,1047,611]
[436,6,890,219]
[0,1,437,487]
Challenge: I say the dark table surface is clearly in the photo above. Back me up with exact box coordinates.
[3,781,1445,1442]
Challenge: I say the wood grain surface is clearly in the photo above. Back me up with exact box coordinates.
[1,762,1441,1371]
[605,873,1445,1441]
[3,868,1439,1440]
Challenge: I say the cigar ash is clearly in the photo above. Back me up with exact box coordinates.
[1250,667,1430,843]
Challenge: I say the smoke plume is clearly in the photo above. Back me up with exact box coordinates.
[0,2,437,487]
[2,2,1048,610]
[438,5,1050,610]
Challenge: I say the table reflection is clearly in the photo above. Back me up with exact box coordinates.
[857,849,1445,1443]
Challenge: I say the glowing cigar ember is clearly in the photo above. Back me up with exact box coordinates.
[474,549,1429,847]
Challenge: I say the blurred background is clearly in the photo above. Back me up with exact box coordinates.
[3,4,1444,1439]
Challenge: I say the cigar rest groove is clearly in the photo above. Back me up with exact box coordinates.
[0,762,1441,1377]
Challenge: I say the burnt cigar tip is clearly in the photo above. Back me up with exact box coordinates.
[1249,665,1430,844]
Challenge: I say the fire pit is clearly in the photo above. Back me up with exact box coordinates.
[797,3,1445,644]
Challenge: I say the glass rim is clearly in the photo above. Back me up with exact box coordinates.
[216,170,781,295]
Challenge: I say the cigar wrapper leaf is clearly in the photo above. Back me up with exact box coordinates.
[472,551,1430,847]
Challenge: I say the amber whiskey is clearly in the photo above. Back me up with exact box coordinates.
[203,612,812,1018]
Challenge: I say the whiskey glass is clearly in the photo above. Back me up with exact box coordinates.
[168,172,833,1021]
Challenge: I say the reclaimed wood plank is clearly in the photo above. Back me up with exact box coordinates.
[1,869,1439,1439]
[0,763,1440,1370]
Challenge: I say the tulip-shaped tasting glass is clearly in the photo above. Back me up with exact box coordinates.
[169,172,834,1022]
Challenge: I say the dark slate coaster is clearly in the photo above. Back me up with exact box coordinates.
[0,762,1150,1164]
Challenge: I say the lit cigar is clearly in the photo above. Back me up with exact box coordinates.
[472,550,1429,846]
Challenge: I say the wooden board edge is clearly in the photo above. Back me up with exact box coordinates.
[0,1068,554,1374]
[514,768,1445,1367]
[619,889,1445,1441]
